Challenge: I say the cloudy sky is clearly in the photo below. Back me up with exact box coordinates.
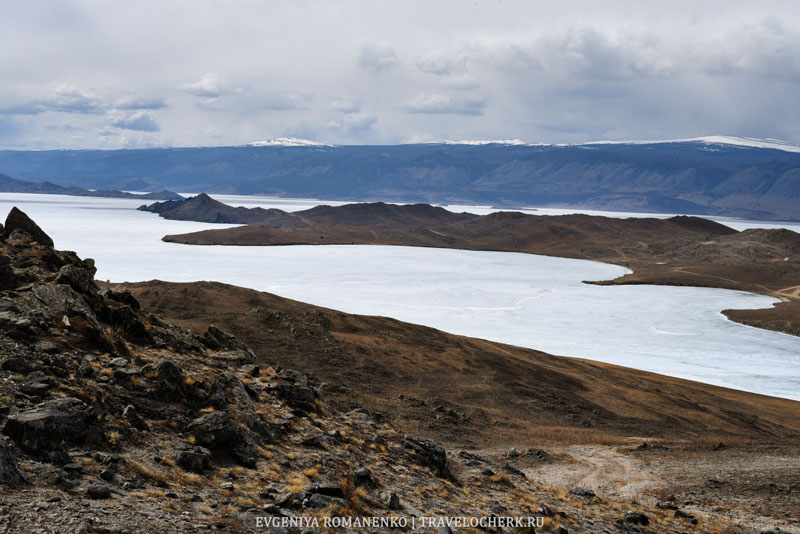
[2,0,800,149]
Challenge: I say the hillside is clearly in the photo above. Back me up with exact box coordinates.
[4,138,800,219]
[0,173,182,200]
[1,207,798,531]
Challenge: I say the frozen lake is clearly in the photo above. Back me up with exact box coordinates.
[2,192,800,400]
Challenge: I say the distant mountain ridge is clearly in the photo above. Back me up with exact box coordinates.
[140,194,477,227]
[3,137,800,220]
[0,173,182,201]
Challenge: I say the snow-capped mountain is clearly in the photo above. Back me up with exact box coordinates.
[248,137,334,147]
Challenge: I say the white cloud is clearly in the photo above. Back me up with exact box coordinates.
[0,84,105,115]
[328,98,362,113]
[402,93,486,116]
[109,110,160,132]
[114,95,168,110]
[178,74,231,98]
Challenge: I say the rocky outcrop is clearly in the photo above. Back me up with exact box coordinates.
[403,436,450,477]
[4,207,54,247]
[186,411,259,467]
[3,398,102,457]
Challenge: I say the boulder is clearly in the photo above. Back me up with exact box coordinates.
[4,207,54,247]
[272,384,317,412]
[569,487,596,498]
[0,438,25,484]
[176,447,212,473]
[380,491,401,509]
[141,359,185,399]
[86,484,112,499]
[624,511,649,526]
[186,411,259,467]
[122,405,148,431]
[403,436,450,477]
[3,397,101,455]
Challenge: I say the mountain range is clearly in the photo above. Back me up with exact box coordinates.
[0,173,182,200]
[2,136,800,220]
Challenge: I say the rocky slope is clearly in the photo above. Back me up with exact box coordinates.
[6,208,790,532]
[2,207,798,533]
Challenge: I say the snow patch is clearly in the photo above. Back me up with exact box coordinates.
[248,137,334,147]
[584,135,800,153]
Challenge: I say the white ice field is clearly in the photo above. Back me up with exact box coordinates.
[2,192,799,400]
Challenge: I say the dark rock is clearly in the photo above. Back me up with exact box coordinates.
[240,363,260,376]
[86,484,112,499]
[176,447,212,473]
[1,357,34,373]
[712,442,728,451]
[202,325,246,351]
[4,207,54,247]
[0,254,18,290]
[304,493,343,509]
[556,528,569,534]
[186,411,259,467]
[3,397,101,455]
[99,468,115,482]
[274,491,305,508]
[20,381,50,396]
[481,468,495,476]
[305,483,344,498]
[63,463,84,476]
[380,491,401,509]
[78,360,96,377]
[624,511,649,526]
[100,288,140,311]
[273,384,317,411]
[674,509,698,524]
[403,436,449,477]
[122,405,148,431]
[0,438,25,484]
[569,487,596,498]
[503,464,526,478]
[538,505,555,517]
[458,450,489,463]
[300,434,328,448]
[141,359,185,399]
[354,467,375,487]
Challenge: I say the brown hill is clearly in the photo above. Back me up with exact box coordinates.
[122,279,800,447]
[161,202,800,335]
[1,206,796,530]
[5,207,738,533]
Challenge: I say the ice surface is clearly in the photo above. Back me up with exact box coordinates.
[1,193,799,400]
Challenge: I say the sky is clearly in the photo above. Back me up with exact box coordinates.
[2,0,800,149]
